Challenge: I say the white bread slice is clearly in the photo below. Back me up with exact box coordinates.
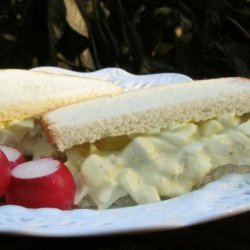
[0,69,122,122]
[43,77,250,151]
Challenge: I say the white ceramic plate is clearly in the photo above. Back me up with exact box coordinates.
[0,68,249,237]
[0,173,250,237]
[32,66,193,91]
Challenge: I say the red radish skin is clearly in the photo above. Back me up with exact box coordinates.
[0,145,25,169]
[0,150,11,197]
[5,158,76,210]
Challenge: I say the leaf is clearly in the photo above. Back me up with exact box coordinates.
[63,0,89,37]
[75,0,101,68]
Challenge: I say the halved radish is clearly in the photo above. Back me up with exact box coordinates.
[5,158,76,210]
[0,145,25,169]
[0,150,11,197]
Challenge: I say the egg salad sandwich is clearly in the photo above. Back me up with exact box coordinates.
[43,77,250,210]
[0,69,123,159]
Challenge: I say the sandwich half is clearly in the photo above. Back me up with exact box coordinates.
[0,69,122,158]
[43,77,250,209]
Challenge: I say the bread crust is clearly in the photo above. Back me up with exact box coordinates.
[0,69,122,122]
[43,77,250,151]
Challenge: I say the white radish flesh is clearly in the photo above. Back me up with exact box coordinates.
[12,158,59,179]
[0,145,25,169]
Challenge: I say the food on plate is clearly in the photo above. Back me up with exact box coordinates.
[0,150,11,197]
[43,77,250,209]
[5,158,76,210]
[0,69,123,159]
[0,145,25,169]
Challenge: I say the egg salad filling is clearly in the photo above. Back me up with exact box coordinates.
[66,113,250,209]
[1,113,250,210]
[0,119,58,159]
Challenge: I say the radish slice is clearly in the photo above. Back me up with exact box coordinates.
[0,145,25,169]
[0,150,11,197]
[12,158,59,178]
[5,158,76,210]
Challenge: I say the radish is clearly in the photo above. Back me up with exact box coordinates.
[0,150,11,197]
[5,158,76,210]
[0,145,25,169]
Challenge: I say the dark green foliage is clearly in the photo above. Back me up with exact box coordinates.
[0,0,249,79]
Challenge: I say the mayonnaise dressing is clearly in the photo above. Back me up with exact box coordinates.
[68,113,250,209]
[0,119,57,158]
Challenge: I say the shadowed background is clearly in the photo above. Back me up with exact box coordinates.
[0,0,249,79]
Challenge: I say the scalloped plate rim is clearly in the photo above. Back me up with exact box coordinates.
[0,199,250,238]
[31,66,193,91]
